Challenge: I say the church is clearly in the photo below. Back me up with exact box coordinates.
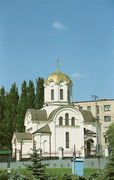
[12,68,97,161]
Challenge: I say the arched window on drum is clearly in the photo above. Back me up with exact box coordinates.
[60,89,63,100]
[51,89,54,100]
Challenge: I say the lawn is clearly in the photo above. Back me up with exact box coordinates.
[0,168,98,180]
[46,168,97,178]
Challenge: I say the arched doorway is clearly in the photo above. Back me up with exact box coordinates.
[87,139,94,156]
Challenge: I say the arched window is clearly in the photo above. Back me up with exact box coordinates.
[59,117,63,125]
[60,89,63,100]
[43,140,47,152]
[66,132,69,148]
[68,90,70,102]
[65,113,69,125]
[71,117,75,126]
[51,89,54,100]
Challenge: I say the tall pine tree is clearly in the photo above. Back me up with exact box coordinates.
[26,144,47,180]
[0,86,5,120]
[27,80,35,109]
[0,86,6,149]
[35,77,44,109]
[4,83,19,149]
[17,80,28,132]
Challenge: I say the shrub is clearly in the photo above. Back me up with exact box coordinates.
[104,152,114,180]
[0,172,7,180]
[10,171,30,180]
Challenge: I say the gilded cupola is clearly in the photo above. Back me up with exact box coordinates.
[44,71,72,85]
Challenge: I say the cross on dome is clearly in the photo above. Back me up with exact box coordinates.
[57,59,60,72]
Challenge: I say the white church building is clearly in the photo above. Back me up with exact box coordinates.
[12,69,98,161]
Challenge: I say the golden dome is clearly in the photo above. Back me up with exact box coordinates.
[45,71,72,84]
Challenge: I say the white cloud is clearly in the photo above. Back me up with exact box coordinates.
[72,72,88,79]
[52,21,66,30]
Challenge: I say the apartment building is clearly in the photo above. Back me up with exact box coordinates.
[74,99,114,156]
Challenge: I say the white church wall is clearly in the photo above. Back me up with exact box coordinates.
[34,133,50,154]
[49,121,56,155]
[84,123,96,133]
[25,121,33,133]
[48,107,85,157]
[55,126,84,157]
[37,121,48,130]
[44,81,71,105]
[21,140,33,158]
[42,105,59,117]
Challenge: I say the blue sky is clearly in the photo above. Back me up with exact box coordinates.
[0,0,114,101]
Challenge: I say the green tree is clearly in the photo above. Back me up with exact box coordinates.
[17,80,28,132]
[104,123,114,179]
[35,77,44,109]
[105,152,114,180]
[0,86,6,148]
[106,123,114,153]
[27,80,35,108]
[10,171,30,180]
[26,145,47,180]
[4,83,19,149]
[0,86,5,120]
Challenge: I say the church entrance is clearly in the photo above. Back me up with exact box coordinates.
[87,139,94,156]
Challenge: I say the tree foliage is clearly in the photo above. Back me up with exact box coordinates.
[0,77,44,150]
[106,123,114,152]
[35,77,44,109]
[10,171,30,180]
[105,151,114,180]
[104,123,114,179]
[27,80,35,109]
[26,145,47,180]
[17,80,28,132]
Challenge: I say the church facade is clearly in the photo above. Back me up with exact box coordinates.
[12,70,97,160]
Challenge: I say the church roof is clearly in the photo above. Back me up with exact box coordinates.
[14,132,32,141]
[33,124,51,134]
[48,106,96,122]
[44,71,72,84]
[48,105,77,120]
[80,110,96,122]
[26,109,47,121]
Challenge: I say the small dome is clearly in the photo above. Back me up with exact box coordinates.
[45,71,72,84]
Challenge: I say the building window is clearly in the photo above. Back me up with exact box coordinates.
[51,89,54,100]
[104,105,111,111]
[96,106,99,114]
[105,138,108,144]
[104,116,111,122]
[60,89,63,100]
[59,117,63,125]
[87,106,91,111]
[66,132,69,148]
[71,117,75,126]
[65,113,69,125]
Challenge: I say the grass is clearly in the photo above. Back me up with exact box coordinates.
[0,168,98,180]
[46,168,97,178]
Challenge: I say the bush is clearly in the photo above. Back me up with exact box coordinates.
[88,171,105,180]
[0,171,7,180]
[10,171,30,180]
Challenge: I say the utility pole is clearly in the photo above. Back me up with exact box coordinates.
[92,95,100,172]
